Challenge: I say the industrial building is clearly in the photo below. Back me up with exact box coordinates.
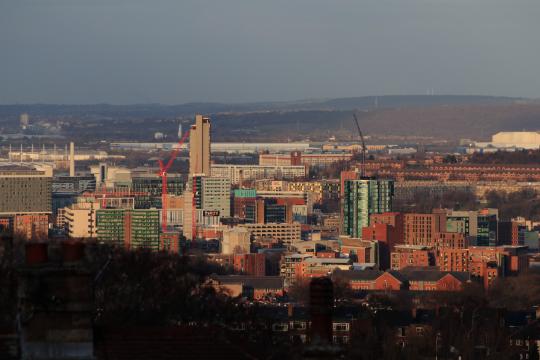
[259,151,353,168]
[468,131,540,152]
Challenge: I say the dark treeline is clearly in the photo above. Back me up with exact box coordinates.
[89,244,239,326]
[3,239,540,359]
[393,187,540,221]
[394,189,479,213]
[470,149,540,164]
[486,189,540,221]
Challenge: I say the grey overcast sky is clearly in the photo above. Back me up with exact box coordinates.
[0,0,539,104]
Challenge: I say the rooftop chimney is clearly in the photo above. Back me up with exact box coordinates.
[69,142,75,177]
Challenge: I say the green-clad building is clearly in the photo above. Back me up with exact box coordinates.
[96,209,160,250]
[342,178,394,238]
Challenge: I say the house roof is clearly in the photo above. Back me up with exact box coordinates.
[332,269,383,281]
[400,270,470,283]
[303,257,351,265]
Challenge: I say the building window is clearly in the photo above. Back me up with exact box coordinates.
[272,323,289,332]
[333,323,350,332]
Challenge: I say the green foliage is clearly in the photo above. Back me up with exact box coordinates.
[471,149,540,165]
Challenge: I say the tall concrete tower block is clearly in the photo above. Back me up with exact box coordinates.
[189,115,211,176]
[69,142,75,177]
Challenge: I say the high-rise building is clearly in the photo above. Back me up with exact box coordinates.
[96,209,160,250]
[189,114,211,176]
[183,176,231,240]
[189,176,231,217]
[341,179,394,238]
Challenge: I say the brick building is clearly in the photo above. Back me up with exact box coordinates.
[436,248,470,272]
[334,269,469,292]
[391,245,435,271]
[433,231,468,248]
[403,212,446,246]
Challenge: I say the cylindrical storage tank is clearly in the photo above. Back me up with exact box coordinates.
[25,243,48,265]
[62,241,85,263]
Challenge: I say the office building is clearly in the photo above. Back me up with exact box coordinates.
[131,174,183,209]
[52,175,96,194]
[341,179,394,238]
[446,209,498,246]
[182,176,230,240]
[189,114,211,176]
[232,189,257,222]
[189,176,231,217]
[0,165,52,215]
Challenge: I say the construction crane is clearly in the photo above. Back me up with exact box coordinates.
[352,113,367,178]
[157,130,190,232]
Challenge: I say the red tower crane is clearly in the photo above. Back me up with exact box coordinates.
[158,130,190,232]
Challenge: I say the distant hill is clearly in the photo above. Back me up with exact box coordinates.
[1,96,539,142]
[211,103,540,141]
[272,95,521,111]
[0,95,522,118]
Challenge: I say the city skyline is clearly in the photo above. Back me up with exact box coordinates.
[3,1,540,358]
